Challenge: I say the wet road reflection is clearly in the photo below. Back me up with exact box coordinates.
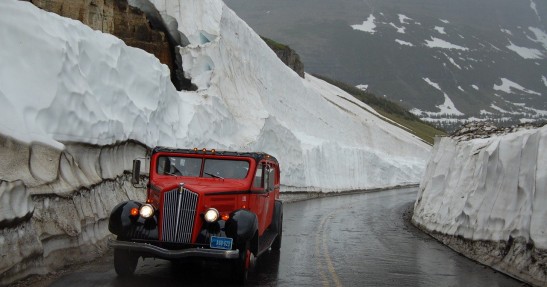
[40,188,523,286]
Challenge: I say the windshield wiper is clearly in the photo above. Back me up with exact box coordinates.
[204,172,224,179]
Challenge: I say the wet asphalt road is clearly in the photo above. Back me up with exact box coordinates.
[35,188,523,286]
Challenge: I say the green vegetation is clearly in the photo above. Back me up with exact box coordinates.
[313,74,446,145]
[261,36,288,50]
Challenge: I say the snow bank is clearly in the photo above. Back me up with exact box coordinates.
[0,1,430,192]
[110,0,432,191]
[0,136,148,285]
[413,124,547,285]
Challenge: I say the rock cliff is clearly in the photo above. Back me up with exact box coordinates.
[26,0,195,90]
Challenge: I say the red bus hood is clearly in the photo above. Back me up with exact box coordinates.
[151,177,249,194]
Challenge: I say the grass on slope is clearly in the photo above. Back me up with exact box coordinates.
[313,74,445,145]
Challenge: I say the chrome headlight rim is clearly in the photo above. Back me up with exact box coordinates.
[139,203,155,218]
[204,208,220,223]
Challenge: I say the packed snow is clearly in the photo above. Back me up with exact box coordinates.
[413,124,547,285]
[493,78,541,95]
[351,14,377,34]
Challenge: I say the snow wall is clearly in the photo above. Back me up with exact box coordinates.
[0,0,430,284]
[412,125,547,286]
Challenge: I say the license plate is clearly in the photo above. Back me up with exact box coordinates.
[210,236,233,250]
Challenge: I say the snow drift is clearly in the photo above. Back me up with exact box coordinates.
[413,124,546,286]
[0,0,429,283]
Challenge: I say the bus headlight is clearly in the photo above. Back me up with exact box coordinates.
[204,208,219,223]
[139,204,155,218]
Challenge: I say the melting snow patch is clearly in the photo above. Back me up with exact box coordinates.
[472,85,479,90]
[351,14,376,34]
[542,76,547,87]
[439,19,450,24]
[356,84,368,91]
[423,78,442,91]
[434,26,446,34]
[501,28,513,36]
[436,94,464,116]
[425,37,469,50]
[389,23,405,34]
[398,14,412,24]
[506,41,544,59]
[409,108,423,116]
[523,106,547,116]
[442,53,461,69]
[494,78,541,95]
[395,39,413,46]
[422,78,464,116]
[528,27,547,50]
[458,86,465,92]
[530,0,541,21]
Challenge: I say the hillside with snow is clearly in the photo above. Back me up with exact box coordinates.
[226,0,547,131]
[412,123,546,286]
[0,0,430,283]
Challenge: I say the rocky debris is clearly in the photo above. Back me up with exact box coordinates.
[412,222,547,287]
[262,37,305,78]
[451,121,547,141]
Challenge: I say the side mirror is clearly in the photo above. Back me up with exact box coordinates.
[131,159,141,184]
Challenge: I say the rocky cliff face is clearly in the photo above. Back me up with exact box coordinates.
[29,0,172,67]
[26,0,195,90]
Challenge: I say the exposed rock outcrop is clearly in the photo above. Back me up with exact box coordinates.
[261,37,305,78]
[28,0,172,68]
[26,0,195,90]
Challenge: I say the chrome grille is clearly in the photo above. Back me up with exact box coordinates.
[161,185,198,243]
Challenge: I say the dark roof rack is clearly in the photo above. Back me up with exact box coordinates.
[152,146,278,163]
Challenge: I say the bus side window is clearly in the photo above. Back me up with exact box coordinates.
[268,166,275,191]
[253,165,263,188]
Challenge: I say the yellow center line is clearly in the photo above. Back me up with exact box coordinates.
[315,214,331,286]
[315,208,343,287]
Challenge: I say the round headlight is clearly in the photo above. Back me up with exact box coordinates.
[139,204,155,218]
[204,208,219,223]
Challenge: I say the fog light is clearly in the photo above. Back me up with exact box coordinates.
[139,204,155,218]
[130,207,139,217]
[204,208,219,223]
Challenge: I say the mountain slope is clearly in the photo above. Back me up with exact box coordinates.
[225,0,547,131]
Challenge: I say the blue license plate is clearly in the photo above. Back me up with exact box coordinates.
[210,236,233,250]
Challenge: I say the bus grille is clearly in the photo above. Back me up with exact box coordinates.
[161,186,198,243]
